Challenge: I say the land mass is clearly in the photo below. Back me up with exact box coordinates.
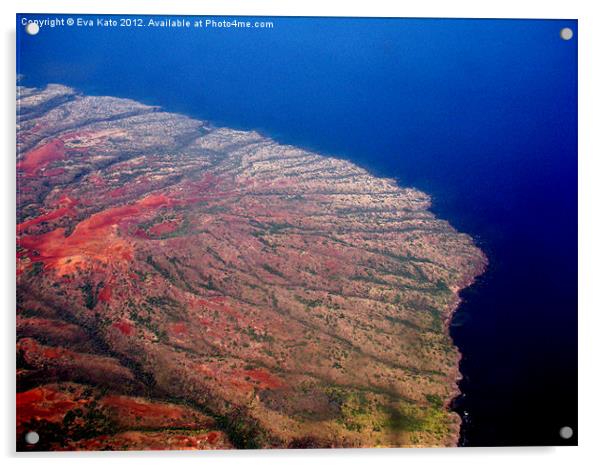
[16,84,486,450]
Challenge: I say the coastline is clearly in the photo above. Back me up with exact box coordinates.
[387,178,488,448]
[18,84,489,449]
[443,260,488,446]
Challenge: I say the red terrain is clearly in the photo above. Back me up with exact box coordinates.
[16,85,486,450]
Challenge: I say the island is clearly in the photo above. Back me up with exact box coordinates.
[16,84,486,450]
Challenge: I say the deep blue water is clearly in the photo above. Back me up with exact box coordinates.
[17,15,577,446]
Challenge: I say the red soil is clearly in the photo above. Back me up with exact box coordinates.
[169,322,188,337]
[133,228,150,239]
[109,187,127,198]
[149,219,181,236]
[17,386,83,429]
[244,369,285,389]
[17,384,215,442]
[17,139,66,176]
[99,395,210,430]
[112,320,134,336]
[18,194,172,274]
[98,283,113,303]
[17,206,76,234]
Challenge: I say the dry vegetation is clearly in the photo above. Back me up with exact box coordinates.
[16,84,486,450]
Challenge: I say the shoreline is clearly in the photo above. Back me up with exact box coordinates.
[18,84,490,449]
[443,260,488,447]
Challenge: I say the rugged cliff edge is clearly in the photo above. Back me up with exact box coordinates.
[16,84,486,450]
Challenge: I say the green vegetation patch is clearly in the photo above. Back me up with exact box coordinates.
[378,400,451,438]
[325,386,374,433]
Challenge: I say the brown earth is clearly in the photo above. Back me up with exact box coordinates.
[16,84,486,450]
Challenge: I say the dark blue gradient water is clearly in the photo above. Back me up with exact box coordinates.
[17,15,577,446]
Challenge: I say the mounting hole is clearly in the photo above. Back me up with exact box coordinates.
[559,426,573,440]
[560,27,573,41]
[24,431,40,445]
[24,22,40,36]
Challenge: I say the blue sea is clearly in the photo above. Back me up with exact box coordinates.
[17,15,578,446]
